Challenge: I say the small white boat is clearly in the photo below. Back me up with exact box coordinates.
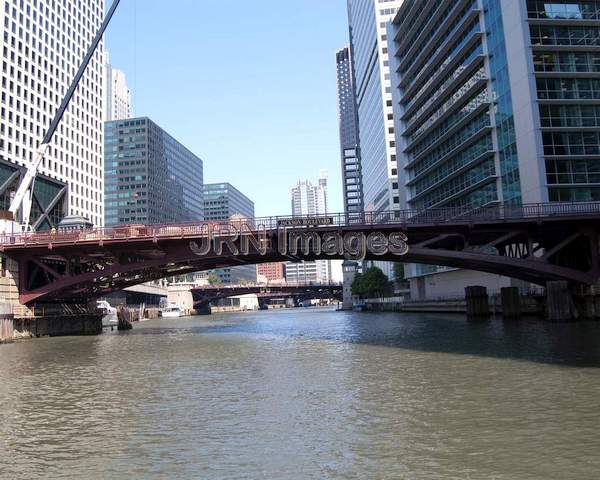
[97,300,118,326]
[160,304,184,318]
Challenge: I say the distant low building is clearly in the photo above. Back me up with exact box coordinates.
[257,262,286,284]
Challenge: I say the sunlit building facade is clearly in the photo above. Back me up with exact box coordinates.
[103,52,132,122]
[347,0,404,213]
[257,263,286,284]
[0,0,105,227]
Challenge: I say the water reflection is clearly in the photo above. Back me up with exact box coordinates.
[0,309,599,479]
[132,310,600,367]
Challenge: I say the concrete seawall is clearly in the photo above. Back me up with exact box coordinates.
[13,314,103,338]
[1,303,103,343]
[363,293,600,321]
[362,296,545,316]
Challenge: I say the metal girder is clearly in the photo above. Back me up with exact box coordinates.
[4,212,599,304]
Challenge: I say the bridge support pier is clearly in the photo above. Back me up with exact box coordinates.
[0,307,14,343]
[196,304,211,316]
[546,281,578,322]
[8,303,103,340]
[578,290,600,320]
[465,286,490,319]
[501,287,521,320]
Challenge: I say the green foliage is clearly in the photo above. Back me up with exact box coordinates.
[351,266,392,298]
[393,263,405,283]
[351,273,364,297]
[207,274,223,286]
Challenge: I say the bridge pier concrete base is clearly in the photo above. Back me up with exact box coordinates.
[0,315,14,343]
[546,281,578,322]
[465,286,490,319]
[196,305,211,316]
[501,287,521,320]
[7,303,104,340]
[12,314,102,338]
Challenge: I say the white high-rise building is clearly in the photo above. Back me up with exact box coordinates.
[286,171,331,284]
[103,52,132,122]
[290,171,329,217]
[0,0,105,227]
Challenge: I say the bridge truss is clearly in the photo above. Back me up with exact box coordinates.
[0,202,599,304]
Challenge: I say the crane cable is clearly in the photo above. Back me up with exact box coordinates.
[133,0,137,115]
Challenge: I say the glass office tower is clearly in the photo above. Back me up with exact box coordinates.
[528,0,600,202]
[104,117,204,225]
[203,183,257,284]
[388,0,600,298]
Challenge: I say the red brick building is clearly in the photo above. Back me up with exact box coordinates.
[257,262,286,283]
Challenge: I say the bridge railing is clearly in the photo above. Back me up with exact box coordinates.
[1,201,600,247]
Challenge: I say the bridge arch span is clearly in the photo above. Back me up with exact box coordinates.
[0,203,598,304]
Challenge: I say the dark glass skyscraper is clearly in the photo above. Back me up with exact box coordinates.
[104,117,204,226]
[204,183,255,221]
[336,46,364,214]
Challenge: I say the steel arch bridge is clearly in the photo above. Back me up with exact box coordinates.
[1,202,599,305]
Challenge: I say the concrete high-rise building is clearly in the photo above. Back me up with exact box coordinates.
[204,183,257,284]
[290,170,329,217]
[388,0,600,298]
[347,0,404,213]
[336,46,364,214]
[104,117,204,225]
[286,171,331,284]
[0,0,106,227]
[103,52,132,122]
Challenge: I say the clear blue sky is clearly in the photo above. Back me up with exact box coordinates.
[105,0,349,217]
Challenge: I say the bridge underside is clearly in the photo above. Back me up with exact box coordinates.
[2,216,599,304]
[191,286,343,308]
[192,285,342,308]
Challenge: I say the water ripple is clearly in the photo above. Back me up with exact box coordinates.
[0,309,599,479]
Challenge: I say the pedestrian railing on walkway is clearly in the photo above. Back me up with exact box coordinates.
[1,201,600,248]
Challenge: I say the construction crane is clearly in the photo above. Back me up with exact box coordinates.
[3,0,121,233]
